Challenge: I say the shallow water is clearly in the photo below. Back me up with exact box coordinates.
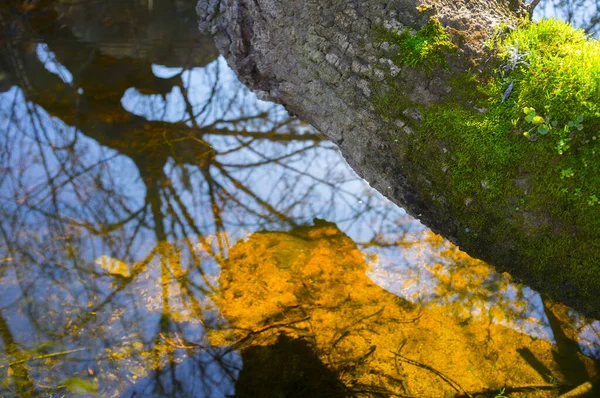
[0,1,599,397]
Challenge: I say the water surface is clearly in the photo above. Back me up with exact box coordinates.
[0,1,599,397]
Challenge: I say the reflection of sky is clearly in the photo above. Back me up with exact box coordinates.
[580,320,600,357]
[27,49,403,243]
[36,43,73,84]
[124,57,408,244]
[534,0,600,38]
[366,240,555,342]
[1,17,600,395]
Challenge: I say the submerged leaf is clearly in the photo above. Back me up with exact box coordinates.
[61,377,98,394]
[95,255,131,278]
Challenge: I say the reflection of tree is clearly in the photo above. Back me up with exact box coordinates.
[0,314,34,396]
[211,220,599,397]
[1,0,599,396]
[415,232,533,326]
[370,230,600,394]
[0,1,404,396]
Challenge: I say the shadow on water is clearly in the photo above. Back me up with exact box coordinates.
[234,335,347,398]
[0,0,599,396]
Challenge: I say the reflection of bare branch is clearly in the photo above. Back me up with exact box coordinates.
[159,333,204,349]
[214,163,294,224]
[330,307,384,350]
[7,347,87,367]
[230,316,312,350]
[458,383,561,398]
[219,142,320,168]
[391,349,471,398]
[185,65,220,125]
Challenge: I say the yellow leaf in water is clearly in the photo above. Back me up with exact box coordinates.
[95,255,131,278]
[7,367,13,376]
[132,341,144,351]
[61,377,98,394]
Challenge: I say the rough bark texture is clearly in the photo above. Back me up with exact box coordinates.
[196,0,600,319]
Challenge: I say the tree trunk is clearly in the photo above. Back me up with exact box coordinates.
[196,0,600,319]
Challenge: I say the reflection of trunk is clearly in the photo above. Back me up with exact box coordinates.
[0,314,35,396]
[198,0,600,318]
[1,0,223,210]
[1,0,219,178]
[234,335,347,398]
[541,300,592,385]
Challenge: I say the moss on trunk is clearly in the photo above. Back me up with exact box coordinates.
[374,19,600,317]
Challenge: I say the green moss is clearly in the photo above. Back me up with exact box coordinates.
[498,19,600,121]
[443,19,600,220]
[375,17,456,69]
[373,19,600,316]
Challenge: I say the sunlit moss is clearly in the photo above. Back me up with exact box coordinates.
[373,18,600,316]
[374,17,456,69]
[497,19,600,121]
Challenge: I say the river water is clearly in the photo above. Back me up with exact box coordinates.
[0,1,598,397]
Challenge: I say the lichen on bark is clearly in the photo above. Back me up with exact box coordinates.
[197,0,600,319]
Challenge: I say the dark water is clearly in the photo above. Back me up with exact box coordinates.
[0,1,599,397]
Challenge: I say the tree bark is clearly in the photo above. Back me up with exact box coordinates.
[196,0,600,319]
